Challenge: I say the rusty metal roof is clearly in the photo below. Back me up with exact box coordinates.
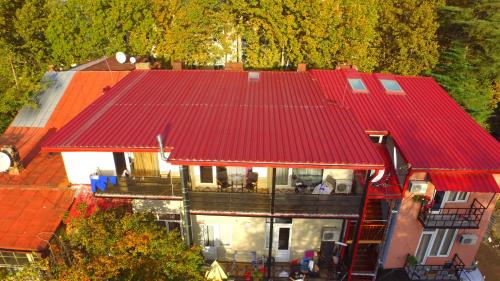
[0,187,74,252]
[43,70,384,169]
[310,69,500,172]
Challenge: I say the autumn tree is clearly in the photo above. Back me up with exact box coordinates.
[376,0,443,75]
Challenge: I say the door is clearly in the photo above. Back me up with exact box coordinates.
[113,152,127,176]
[431,191,445,213]
[274,225,291,262]
[415,231,433,263]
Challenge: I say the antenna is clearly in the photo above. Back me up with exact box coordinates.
[115,52,127,64]
[129,57,136,64]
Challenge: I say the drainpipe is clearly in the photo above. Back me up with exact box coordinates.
[380,168,412,267]
[157,135,193,246]
[266,168,276,281]
[347,170,371,281]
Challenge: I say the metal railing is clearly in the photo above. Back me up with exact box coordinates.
[418,199,486,229]
[404,254,465,281]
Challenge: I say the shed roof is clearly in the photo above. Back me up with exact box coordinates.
[0,188,74,252]
[42,70,384,169]
[310,69,500,172]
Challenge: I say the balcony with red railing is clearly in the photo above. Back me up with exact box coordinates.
[418,199,486,229]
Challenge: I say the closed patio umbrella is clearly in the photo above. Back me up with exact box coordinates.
[205,260,228,281]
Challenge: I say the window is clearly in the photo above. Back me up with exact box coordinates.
[292,169,323,187]
[200,224,232,247]
[347,78,368,92]
[380,79,404,93]
[199,166,213,183]
[0,251,34,268]
[446,192,468,203]
[415,229,457,263]
[156,214,182,234]
[276,168,289,185]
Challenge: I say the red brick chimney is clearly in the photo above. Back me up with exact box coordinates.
[224,62,244,71]
[297,63,307,72]
[172,61,182,70]
[135,62,151,70]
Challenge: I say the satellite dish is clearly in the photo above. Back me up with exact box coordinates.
[0,152,11,172]
[115,52,127,64]
[129,57,136,64]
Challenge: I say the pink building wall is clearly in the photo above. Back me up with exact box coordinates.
[384,173,499,269]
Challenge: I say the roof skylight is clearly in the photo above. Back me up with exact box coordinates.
[380,79,404,92]
[348,78,368,92]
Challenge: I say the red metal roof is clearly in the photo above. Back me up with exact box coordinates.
[310,69,500,172]
[0,187,74,251]
[0,71,130,188]
[43,70,384,169]
[430,173,500,193]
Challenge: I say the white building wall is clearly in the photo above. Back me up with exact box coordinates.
[62,152,116,184]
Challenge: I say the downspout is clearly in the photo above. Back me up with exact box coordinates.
[266,168,276,281]
[380,168,412,267]
[157,134,193,246]
[347,171,371,281]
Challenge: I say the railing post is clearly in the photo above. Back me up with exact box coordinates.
[266,168,276,281]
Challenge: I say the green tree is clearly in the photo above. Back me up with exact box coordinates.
[376,0,443,75]
[4,206,205,281]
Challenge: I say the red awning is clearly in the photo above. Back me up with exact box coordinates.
[430,173,500,193]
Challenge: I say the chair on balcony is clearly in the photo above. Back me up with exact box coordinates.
[244,172,258,192]
[217,170,230,191]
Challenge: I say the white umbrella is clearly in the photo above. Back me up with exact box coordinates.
[205,260,228,281]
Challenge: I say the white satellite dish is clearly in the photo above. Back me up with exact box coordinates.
[129,57,136,64]
[115,52,127,64]
[0,152,11,172]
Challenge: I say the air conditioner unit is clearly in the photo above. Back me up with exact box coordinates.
[409,180,428,194]
[459,234,478,245]
[335,179,352,194]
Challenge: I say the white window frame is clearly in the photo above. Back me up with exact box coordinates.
[347,78,368,93]
[199,166,216,184]
[156,213,183,236]
[415,229,457,263]
[200,224,232,247]
[275,168,291,187]
[444,191,469,203]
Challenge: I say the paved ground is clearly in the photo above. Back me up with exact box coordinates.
[476,201,500,281]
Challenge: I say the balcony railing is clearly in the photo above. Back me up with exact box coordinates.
[418,199,486,229]
[95,176,182,199]
[345,223,386,243]
[404,254,465,281]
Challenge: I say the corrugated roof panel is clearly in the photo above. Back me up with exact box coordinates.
[310,70,500,172]
[11,71,75,128]
[43,70,384,168]
[430,173,500,193]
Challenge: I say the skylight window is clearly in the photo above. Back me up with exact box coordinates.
[348,78,368,93]
[380,79,404,93]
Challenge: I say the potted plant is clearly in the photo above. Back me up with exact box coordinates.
[252,269,264,281]
[407,255,419,266]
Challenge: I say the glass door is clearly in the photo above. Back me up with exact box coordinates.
[415,231,433,263]
[431,191,445,213]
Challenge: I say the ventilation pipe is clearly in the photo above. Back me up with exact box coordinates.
[156,134,193,246]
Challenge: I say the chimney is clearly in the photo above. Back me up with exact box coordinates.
[336,63,358,71]
[135,62,151,70]
[297,63,307,72]
[172,61,183,70]
[224,62,244,71]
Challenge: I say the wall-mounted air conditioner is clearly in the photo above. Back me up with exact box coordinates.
[335,179,352,194]
[459,234,478,245]
[322,229,340,242]
[409,180,428,194]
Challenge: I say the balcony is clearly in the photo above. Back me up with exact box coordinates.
[404,254,465,281]
[189,185,362,216]
[95,176,182,199]
[418,199,486,229]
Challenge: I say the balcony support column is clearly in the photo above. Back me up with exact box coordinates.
[180,165,193,246]
[266,168,276,281]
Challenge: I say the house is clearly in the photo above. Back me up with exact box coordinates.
[41,63,500,281]
[0,66,130,271]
